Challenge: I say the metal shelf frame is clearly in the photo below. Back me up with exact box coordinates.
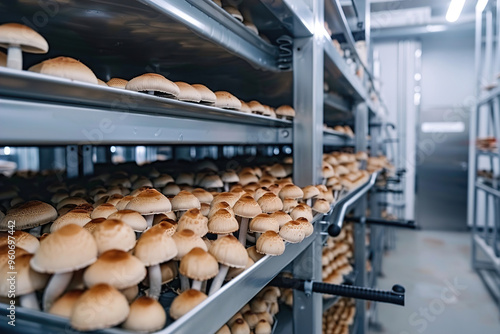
[468,0,500,315]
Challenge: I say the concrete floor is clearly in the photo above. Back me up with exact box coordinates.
[371,230,500,334]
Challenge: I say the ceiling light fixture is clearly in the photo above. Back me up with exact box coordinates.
[446,0,466,22]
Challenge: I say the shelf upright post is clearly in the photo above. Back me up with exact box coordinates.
[291,0,324,333]
[353,102,369,334]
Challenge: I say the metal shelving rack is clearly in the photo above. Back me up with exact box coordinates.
[0,0,394,333]
[468,0,500,313]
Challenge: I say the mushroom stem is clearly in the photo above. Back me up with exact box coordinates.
[148,264,162,300]
[29,226,42,238]
[306,198,312,207]
[208,264,229,296]
[246,233,256,243]
[179,274,190,292]
[201,280,207,294]
[217,234,229,239]
[7,45,22,70]
[255,232,262,241]
[20,292,40,310]
[43,271,73,311]
[144,215,154,228]
[192,280,202,291]
[322,178,327,185]
[224,183,229,192]
[238,217,250,246]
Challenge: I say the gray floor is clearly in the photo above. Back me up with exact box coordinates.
[371,230,500,334]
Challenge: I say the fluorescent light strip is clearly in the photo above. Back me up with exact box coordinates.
[476,0,489,12]
[446,0,466,22]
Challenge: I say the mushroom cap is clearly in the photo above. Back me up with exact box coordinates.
[0,230,39,253]
[243,311,260,329]
[91,203,118,219]
[233,196,262,218]
[221,171,239,183]
[0,200,57,231]
[48,289,84,318]
[0,244,29,268]
[0,253,49,296]
[125,189,171,215]
[200,174,224,189]
[172,229,207,260]
[249,213,279,233]
[356,151,369,161]
[153,174,175,188]
[239,100,251,113]
[275,105,295,118]
[108,210,148,232]
[224,6,244,21]
[231,318,251,334]
[179,247,219,281]
[256,231,285,256]
[176,172,194,186]
[0,23,48,54]
[279,221,305,243]
[83,217,106,233]
[162,183,181,197]
[312,198,331,214]
[152,220,177,236]
[279,184,304,200]
[247,100,266,114]
[122,296,166,332]
[296,217,314,237]
[116,196,135,211]
[214,91,241,110]
[208,201,233,219]
[97,78,107,86]
[207,208,239,234]
[246,245,264,262]
[131,176,153,190]
[270,211,293,228]
[200,202,210,216]
[134,224,178,266]
[106,194,124,206]
[302,185,321,200]
[107,78,128,89]
[334,165,349,176]
[120,285,139,304]
[268,164,287,178]
[255,319,272,334]
[290,205,314,222]
[56,197,89,210]
[30,224,98,274]
[239,172,259,186]
[125,73,180,97]
[257,193,283,213]
[83,250,146,289]
[70,283,129,331]
[169,289,207,320]
[29,57,98,84]
[177,208,208,237]
[92,219,136,254]
[50,209,92,232]
[175,81,202,103]
[171,191,201,211]
[143,261,177,286]
[209,235,247,268]
[212,192,240,207]
[191,188,214,204]
[191,84,217,104]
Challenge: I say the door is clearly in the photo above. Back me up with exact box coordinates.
[415,106,470,231]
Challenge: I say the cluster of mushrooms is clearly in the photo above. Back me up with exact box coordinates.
[323,124,355,138]
[0,156,356,332]
[322,298,356,334]
[322,225,353,286]
[322,152,370,192]
[215,286,280,334]
[212,0,261,39]
[0,22,295,121]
